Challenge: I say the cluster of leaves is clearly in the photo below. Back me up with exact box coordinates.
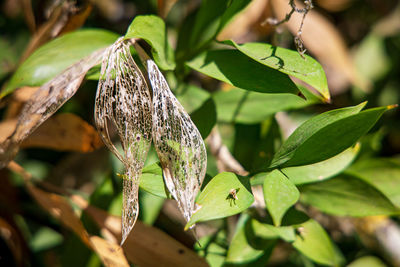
[0,0,400,266]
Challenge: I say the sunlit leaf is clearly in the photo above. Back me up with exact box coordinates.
[2,29,118,97]
[346,158,400,207]
[263,170,300,226]
[292,219,344,266]
[271,103,392,168]
[213,87,317,124]
[224,40,330,100]
[283,144,360,185]
[300,175,400,216]
[125,15,175,70]
[186,172,254,228]
[186,50,299,94]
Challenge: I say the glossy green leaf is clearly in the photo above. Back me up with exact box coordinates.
[186,50,299,94]
[263,170,300,226]
[139,162,168,198]
[346,158,400,207]
[186,172,254,228]
[347,256,387,267]
[125,15,175,70]
[224,40,330,100]
[225,215,276,267]
[271,103,392,168]
[213,87,318,124]
[2,29,118,97]
[283,144,360,185]
[300,175,400,216]
[293,219,344,266]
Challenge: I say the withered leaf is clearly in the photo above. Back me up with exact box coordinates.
[147,59,207,224]
[0,48,106,168]
[21,113,103,152]
[94,38,152,244]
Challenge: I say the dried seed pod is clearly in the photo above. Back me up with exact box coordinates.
[147,59,207,223]
[94,38,152,244]
[0,48,106,168]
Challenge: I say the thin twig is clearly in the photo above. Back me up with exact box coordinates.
[206,128,249,176]
[263,0,313,58]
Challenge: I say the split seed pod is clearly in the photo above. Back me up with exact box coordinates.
[146,59,207,224]
[94,38,152,244]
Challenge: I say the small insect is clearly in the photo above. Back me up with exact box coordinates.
[226,188,240,206]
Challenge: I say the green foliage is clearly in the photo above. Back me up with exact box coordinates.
[125,15,175,70]
[223,40,330,100]
[2,29,118,97]
[1,1,399,266]
[186,172,254,228]
[263,170,299,226]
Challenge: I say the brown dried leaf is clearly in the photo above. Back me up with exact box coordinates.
[158,0,178,18]
[4,86,40,119]
[20,2,93,62]
[270,0,368,91]
[0,217,25,266]
[315,0,353,12]
[217,0,271,42]
[0,48,106,168]
[82,203,208,267]
[90,236,130,267]
[27,183,92,247]
[21,113,103,152]
[26,182,129,267]
[0,119,17,145]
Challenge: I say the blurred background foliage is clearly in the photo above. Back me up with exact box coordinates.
[0,0,400,266]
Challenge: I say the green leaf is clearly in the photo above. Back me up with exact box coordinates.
[177,84,211,114]
[138,190,164,225]
[190,98,217,139]
[232,120,281,173]
[196,231,228,267]
[125,15,175,70]
[263,170,300,226]
[283,144,360,185]
[139,162,168,198]
[186,172,254,228]
[213,87,317,124]
[224,40,330,101]
[30,227,63,252]
[177,84,216,138]
[347,256,388,267]
[2,29,118,97]
[186,50,299,94]
[300,175,400,216]
[271,103,392,168]
[292,219,344,266]
[176,0,251,60]
[346,158,400,207]
[225,215,276,267]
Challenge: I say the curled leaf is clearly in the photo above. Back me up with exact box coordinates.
[147,59,207,223]
[0,48,106,168]
[94,38,152,244]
